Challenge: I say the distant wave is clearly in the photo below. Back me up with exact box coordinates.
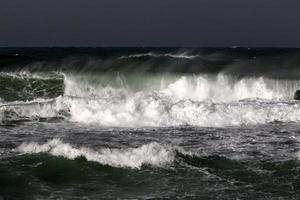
[119,52,198,59]
[2,48,300,79]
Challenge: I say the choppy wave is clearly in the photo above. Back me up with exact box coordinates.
[16,139,175,169]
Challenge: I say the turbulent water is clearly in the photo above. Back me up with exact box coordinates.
[1,48,300,199]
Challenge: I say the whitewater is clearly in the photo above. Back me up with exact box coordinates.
[1,72,300,127]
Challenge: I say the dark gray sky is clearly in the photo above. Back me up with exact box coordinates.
[1,0,300,47]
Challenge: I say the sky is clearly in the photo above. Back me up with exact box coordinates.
[1,0,300,47]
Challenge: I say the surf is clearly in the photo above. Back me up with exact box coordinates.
[1,71,300,127]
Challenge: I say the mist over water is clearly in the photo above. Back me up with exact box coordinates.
[1,48,300,199]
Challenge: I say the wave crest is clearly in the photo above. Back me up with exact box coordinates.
[16,139,175,169]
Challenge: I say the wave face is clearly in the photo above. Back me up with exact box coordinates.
[0,72,64,101]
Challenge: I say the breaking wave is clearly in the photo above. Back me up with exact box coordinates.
[63,73,300,102]
[1,72,300,127]
[16,139,175,169]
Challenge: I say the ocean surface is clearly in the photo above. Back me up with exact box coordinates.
[0,47,300,199]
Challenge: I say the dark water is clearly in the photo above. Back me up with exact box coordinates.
[0,48,300,199]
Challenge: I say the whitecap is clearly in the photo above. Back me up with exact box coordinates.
[16,139,175,169]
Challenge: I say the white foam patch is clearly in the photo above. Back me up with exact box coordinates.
[16,139,175,169]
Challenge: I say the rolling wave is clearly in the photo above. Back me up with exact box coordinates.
[16,138,300,171]
[16,139,175,169]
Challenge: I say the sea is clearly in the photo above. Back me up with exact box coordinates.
[0,47,300,199]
